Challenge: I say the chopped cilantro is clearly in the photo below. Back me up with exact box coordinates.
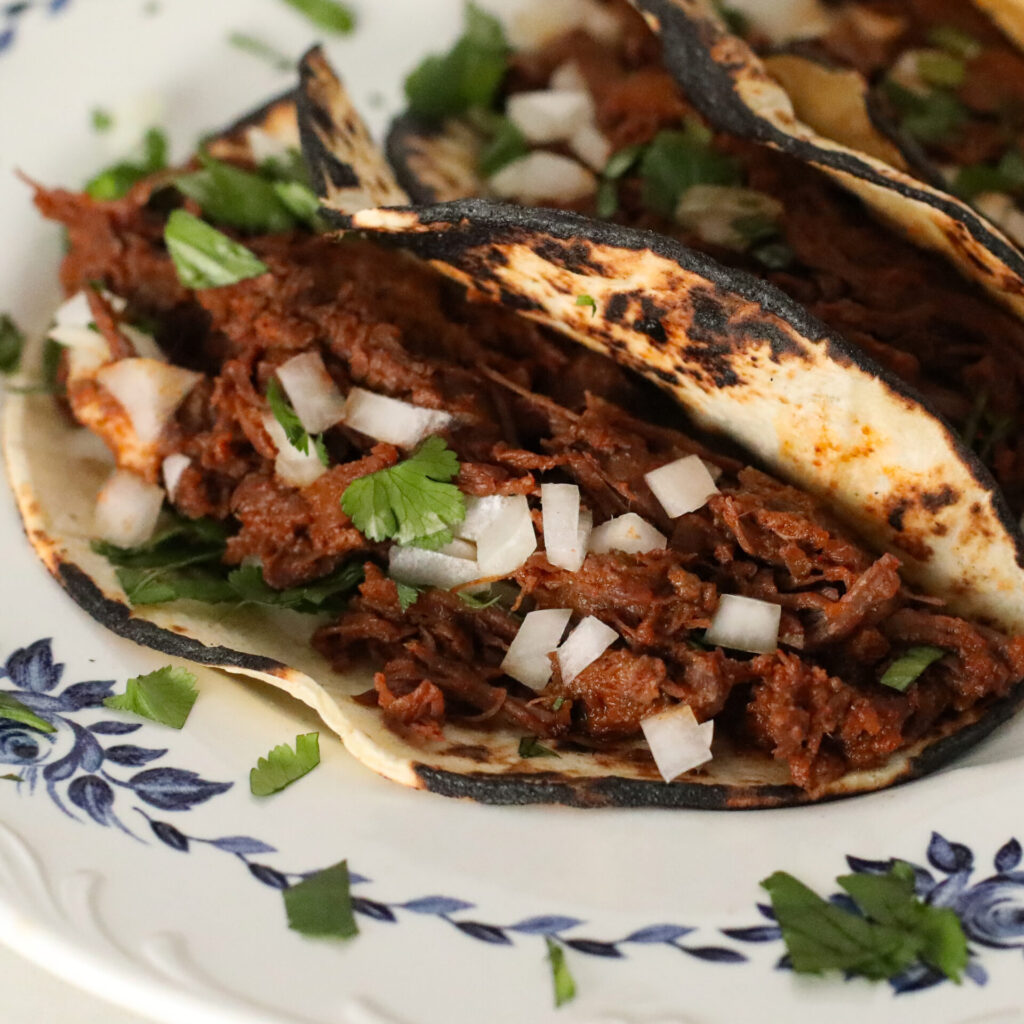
[518,735,560,758]
[284,860,358,939]
[917,50,966,89]
[954,148,1024,199]
[227,31,295,71]
[115,566,237,605]
[91,107,114,133]
[713,0,749,35]
[880,646,946,692]
[478,116,529,178]
[103,666,199,730]
[272,180,322,227]
[41,337,64,394]
[0,314,25,374]
[85,127,168,200]
[1,774,23,783]
[458,589,501,609]
[882,80,966,144]
[595,178,620,219]
[250,732,320,796]
[164,210,269,290]
[341,436,466,548]
[92,515,230,570]
[575,294,597,316]
[763,862,967,982]
[405,3,509,120]
[0,693,55,734]
[267,377,311,454]
[596,143,646,219]
[640,121,741,217]
[545,938,576,1007]
[279,0,356,33]
[927,25,981,61]
[313,432,331,468]
[395,581,423,611]
[226,561,363,613]
[551,696,565,712]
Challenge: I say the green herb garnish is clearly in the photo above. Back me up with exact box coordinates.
[227,561,363,612]
[92,516,230,570]
[518,735,560,758]
[164,210,269,289]
[882,80,966,144]
[341,436,466,548]
[405,3,508,120]
[91,107,114,133]
[917,50,966,89]
[640,121,741,217]
[103,666,199,729]
[880,646,946,692]
[227,31,294,71]
[458,589,501,609]
[478,116,529,177]
[713,0,750,35]
[85,127,168,200]
[762,862,967,982]
[0,314,25,374]
[1,774,23,783]
[250,732,320,796]
[927,25,981,61]
[272,180,322,226]
[596,143,646,218]
[545,938,576,1007]
[284,860,359,939]
[266,377,311,454]
[280,0,356,33]
[575,294,597,316]
[0,693,55,734]
[954,148,1024,199]
[395,581,423,611]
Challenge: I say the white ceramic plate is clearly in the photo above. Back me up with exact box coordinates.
[3,3,1024,1022]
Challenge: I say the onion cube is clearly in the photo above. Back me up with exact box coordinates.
[541,483,590,572]
[476,495,537,576]
[96,358,202,445]
[94,469,164,548]
[262,413,327,488]
[557,615,618,683]
[704,594,781,655]
[501,608,573,691]
[644,454,719,518]
[276,352,347,435]
[458,495,517,542]
[343,387,451,448]
[641,704,714,782]
[489,152,596,204]
[508,0,621,49]
[161,453,191,498]
[589,512,667,555]
[570,122,612,172]
[388,544,482,591]
[506,89,593,145]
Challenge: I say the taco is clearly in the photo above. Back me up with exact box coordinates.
[385,0,1024,519]
[7,59,1024,811]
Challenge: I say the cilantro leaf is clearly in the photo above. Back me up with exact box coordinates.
[279,0,356,34]
[272,180,322,227]
[164,210,268,290]
[341,436,465,547]
[227,561,363,614]
[518,735,560,758]
[91,107,114,133]
[283,860,358,939]
[395,581,423,611]
[92,515,229,570]
[575,294,597,316]
[478,116,529,177]
[405,3,509,119]
[250,732,321,796]
[917,50,966,89]
[0,313,25,374]
[227,32,295,71]
[86,127,168,200]
[927,24,982,60]
[115,565,238,605]
[1,774,23,783]
[545,938,576,1007]
[266,377,310,454]
[882,80,966,144]
[103,666,199,729]
[458,589,501,609]
[880,646,945,692]
[954,147,1024,200]
[0,693,55,734]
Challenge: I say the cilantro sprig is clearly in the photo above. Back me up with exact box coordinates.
[545,938,576,1007]
[250,732,321,796]
[0,314,25,374]
[164,210,269,290]
[266,377,329,464]
[341,436,466,548]
[762,862,968,982]
[284,860,359,939]
[279,0,356,34]
[86,127,168,200]
[103,666,199,730]
[518,735,560,758]
[0,692,55,734]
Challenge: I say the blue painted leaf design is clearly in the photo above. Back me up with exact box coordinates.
[348,872,369,885]
[128,768,231,810]
[889,962,944,994]
[757,902,776,921]
[508,915,584,935]
[846,855,891,875]
[775,953,793,971]
[88,721,142,735]
[720,925,783,942]
[150,820,189,852]
[59,680,114,709]
[49,0,72,11]
[401,896,474,916]
[966,960,988,986]
[42,723,102,782]
[0,31,13,55]
[352,897,397,923]
[104,745,167,766]
[5,640,62,693]
[828,893,862,916]
[454,921,512,945]
[209,836,276,855]
[928,832,973,873]
[681,945,748,963]
[624,924,694,944]
[67,775,115,826]
[996,839,1022,873]
[564,938,622,958]
[249,863,289,889]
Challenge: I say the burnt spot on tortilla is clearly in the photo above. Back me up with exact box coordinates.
[888,503,907,532]
[634,315,667,343]
[605,293,630,322]
[320,155,360,190]
[921,486,959,513]
[499,287,542,313]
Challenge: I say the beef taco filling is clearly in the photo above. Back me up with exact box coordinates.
[391,0,1024,517]
[32,148,1024,796]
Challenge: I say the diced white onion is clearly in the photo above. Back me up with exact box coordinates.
[557,615,618,683]
[161,453,191,498]
[549,60,587,92]
[440,537,477,560]
[64,343,110,381]
[55,291,102,328]
[644,454,720,518]
[276,352,347,435]
[52,290,164,362]
[501,608,573,691]
[570,121,612,172]
[541,483,590,572]
[476,494,537,576]
[388,544,482,591]
[48,325,109,359]
[94,469,164,548]
[506,90,594,145]
[889,49,929,94]
[458,494,518,541]
[704,594,781,654]
[703,459,723,482]
[641,704,714,782]
[96,358,202,445]
[121,324,165,361]
[343,386,452,448]
[589,512,667,555]
[507,0,621,50]
[675,185,784,251]
[489,152,596,204]
[246,125,298,165]
[262,413,327,488]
